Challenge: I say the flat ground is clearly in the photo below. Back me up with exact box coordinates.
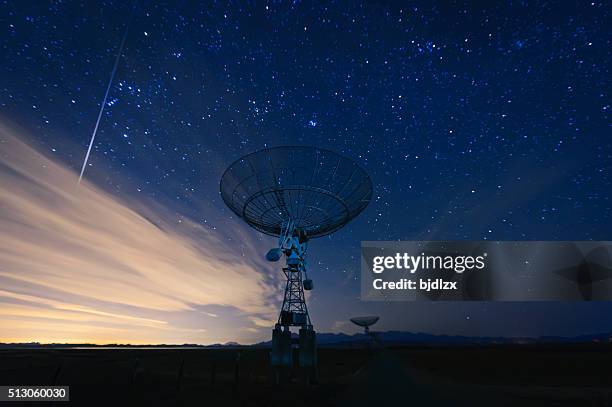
[1,345,612,406]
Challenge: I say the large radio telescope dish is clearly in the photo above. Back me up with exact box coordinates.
[220,146,372,239]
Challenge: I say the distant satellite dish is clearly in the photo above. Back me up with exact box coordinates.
[265,248,282,262]
[350,316,379,334]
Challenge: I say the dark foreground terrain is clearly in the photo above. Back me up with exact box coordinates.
[1,344,612,406]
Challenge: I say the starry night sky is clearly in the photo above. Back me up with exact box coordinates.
[1,1,611,343]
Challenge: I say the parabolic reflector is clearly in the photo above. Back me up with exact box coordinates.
[220,146,373,238]
[350,316,380,328]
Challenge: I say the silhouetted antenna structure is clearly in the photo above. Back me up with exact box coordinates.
[220,146,372,375]
[350,316,379,335]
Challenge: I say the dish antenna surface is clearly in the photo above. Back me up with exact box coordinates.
[220,146,372,239]
[350,316,379,335]
[220,146,372,371]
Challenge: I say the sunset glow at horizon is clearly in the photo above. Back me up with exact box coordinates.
[0,123,281,345]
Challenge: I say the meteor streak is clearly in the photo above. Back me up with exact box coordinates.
[78,4,135,184]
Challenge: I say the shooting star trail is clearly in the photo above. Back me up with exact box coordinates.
[78,4,135,184]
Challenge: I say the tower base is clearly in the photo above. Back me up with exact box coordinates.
[270,325,318,384]
[298,327,317,367]
[270,324,292,367]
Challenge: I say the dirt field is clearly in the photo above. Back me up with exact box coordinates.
[1,345,612,406]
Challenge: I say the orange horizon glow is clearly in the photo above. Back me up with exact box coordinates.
[0,123,281,345]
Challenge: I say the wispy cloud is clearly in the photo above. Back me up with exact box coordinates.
[0,123,280,344]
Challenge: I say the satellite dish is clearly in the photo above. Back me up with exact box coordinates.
[350,316,379,334]
[220,146,373,239]
[220,146,372,370]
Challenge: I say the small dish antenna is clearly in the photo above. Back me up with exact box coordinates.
[350,316,379,335]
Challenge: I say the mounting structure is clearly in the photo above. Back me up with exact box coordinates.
[220,146,372,374]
